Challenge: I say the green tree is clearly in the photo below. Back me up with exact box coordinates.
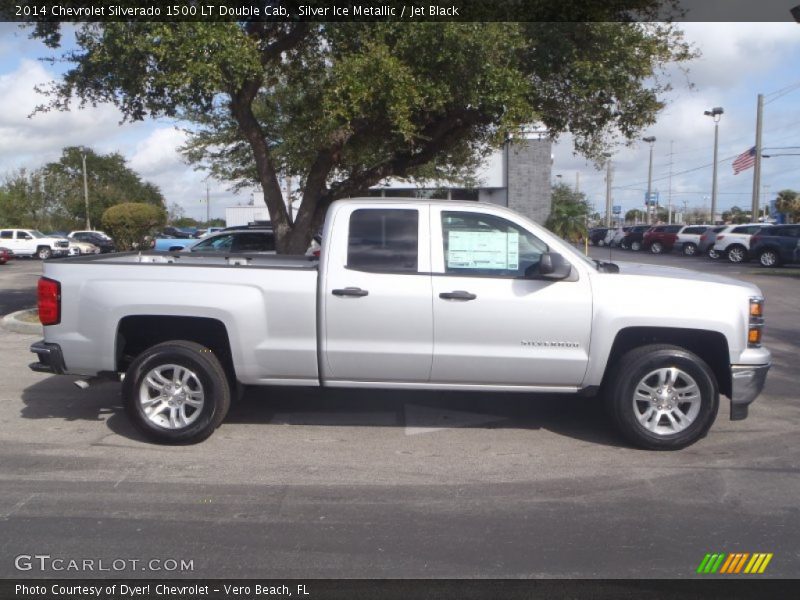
[41,147,165,229]
[625,209,646,224]
[101,203,166,251]
[28,13,693,253]
[546,183,590,242]
[0,169,53,229]
[775,189,800,223]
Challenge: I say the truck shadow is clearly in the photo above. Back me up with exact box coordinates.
[20,377,628,448]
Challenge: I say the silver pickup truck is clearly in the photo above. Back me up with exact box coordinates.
[29,199,770,449]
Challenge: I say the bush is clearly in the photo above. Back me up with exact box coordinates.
[101,203,166,251]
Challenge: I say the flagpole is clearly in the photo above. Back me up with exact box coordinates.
[751,93,764,220]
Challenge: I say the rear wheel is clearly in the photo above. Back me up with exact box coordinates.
[630,241,642,251]
[707,248,720,260]
[759,249,781,268]
[682,243,697,256]
[727,244,747,263]
[650,242,664,254]
[605,344,719,450]
[36,246,52,260]
[123,340,231,444]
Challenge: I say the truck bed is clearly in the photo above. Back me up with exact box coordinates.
[59,251,318,270]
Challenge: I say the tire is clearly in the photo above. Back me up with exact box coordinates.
[604,344,719,450]
[682,243,697,256]
[650,242,664,254]
[620,241,629,250]
[597,239,606,247]
[630,241,642,251]
[36,246,52,260]
[707,248,720,260]
[758,249,781,268]
[123,340,231,444]
[727,244,747,264]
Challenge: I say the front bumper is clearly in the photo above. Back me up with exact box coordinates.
[29,340,67,375]
[729,363,770,420]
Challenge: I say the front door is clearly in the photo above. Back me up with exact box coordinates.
[322,205,433,383]
[430,208,592,387]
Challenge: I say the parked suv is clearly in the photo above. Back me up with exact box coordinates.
[749,224,800,267]
[620,225,651,251]
[589,227,610,246]
[643,224,682,254]
[182,227,276,253]
[0,229,70,259]
[698,225,727,258]
[674,225,710,256]
[712,223,763,263]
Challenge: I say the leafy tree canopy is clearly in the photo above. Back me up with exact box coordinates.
[27,11,694,252]
[101,202,166,251]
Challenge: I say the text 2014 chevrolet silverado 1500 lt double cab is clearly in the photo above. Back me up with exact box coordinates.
[29,199,771,449]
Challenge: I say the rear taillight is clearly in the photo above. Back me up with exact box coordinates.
[716,235,725,241]
[38,277,61,326]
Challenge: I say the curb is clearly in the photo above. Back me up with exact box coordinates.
[1,309,43,335]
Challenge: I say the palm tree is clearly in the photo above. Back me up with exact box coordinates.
[546,183,589,242]
[775,189,799,223]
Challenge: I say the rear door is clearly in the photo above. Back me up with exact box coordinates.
[321,205,433,383]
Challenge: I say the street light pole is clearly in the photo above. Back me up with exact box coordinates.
[81,152,90,229]
[643,136,656,224]
[704,107,724,224]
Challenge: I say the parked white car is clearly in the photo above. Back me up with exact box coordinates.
[0,228,70,259]
[67,240,100,255]
[712,224,763,263]
[674,225,711,256]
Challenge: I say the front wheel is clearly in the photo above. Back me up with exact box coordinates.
[604,344,719,450]
[650,242,664,254]
[123,340,231,444]
[36,246,52,260]
[630,241,642,251]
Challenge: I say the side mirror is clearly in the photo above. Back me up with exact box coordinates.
[531,252,572,280]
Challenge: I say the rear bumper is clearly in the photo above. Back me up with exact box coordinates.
[729,363,770,420]
[29,340,67,375]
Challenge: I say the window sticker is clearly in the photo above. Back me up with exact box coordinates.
[447,230,519,270]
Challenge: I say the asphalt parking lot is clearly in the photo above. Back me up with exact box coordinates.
[0,252,798,579]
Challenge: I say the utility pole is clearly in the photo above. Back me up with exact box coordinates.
[205,182,210,223]
[604,160,613,228]
[704,107,724,224]
[751,93,764,220]
[667,141,674,224]
[81,152,90,229]
[643,136,656,224]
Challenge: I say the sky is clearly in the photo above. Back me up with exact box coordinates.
[1,21,799,222]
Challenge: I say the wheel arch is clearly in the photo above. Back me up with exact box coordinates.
[116,315,236,384]
[601,327,731,398]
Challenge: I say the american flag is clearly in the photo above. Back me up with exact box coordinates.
[732,146,756,174]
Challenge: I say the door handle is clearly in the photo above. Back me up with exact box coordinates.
[439,290,477,301]
[332,287,369,297]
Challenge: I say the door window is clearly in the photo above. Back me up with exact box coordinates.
[191,234,235,252]
[441,211,548,278]
[232,231,275,252]
[347,209,418,273]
